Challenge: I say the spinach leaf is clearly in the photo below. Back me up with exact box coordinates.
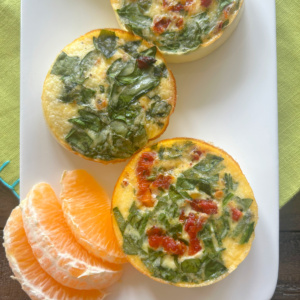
[110,120,128,137]
[131,124,148,147]
[118,74,160,107]
[239,222,255,244]
[204,259,227,280]
[212,216,230,246]
[137,0,152,12]
[176,177,197,190]
[158,146,182,160]
[222,192,234,206]
[232,212,252,238]
[153,63,168,78]
[236,197,253,211]
[68,108,106,132]
[158,213,170,228]
[169,185,185,202]
[60,85,96,104]
[192,12,211,35]
[107,58,126,80]
[127,201,150,234]
[181,259,201,273]
[146,100,172,118]
[116,60,142,85]
[80,50,101,73]
[152,197,168,214]
[120,40,142,57]
[222,19,230,28]
[200,224,216,253]
[139,46,157,58]
[110,134,135,158]
[117,3,152,36]
[93,30,118,59]
[113,207,127,233]
[219,0,234,11]
[51,52,80,76]
[194,154,224,174]
[169,223,183,237]
[167,202,180,219]
[65,128,93,153]
[160,22,202,53]
[197,178,213,196]
[224,173,238,193]
[122,234,142,255]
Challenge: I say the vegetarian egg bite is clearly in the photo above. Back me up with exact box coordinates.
[110,0,244,63]
[112,138,258,287]
[42,29,176,163]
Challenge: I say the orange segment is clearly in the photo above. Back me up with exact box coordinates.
[3,207,105,300]
[21,183,122,290]
[60,170,126,264]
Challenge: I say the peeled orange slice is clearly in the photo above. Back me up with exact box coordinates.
[3,206,105,300]
[21,183,122,290]
[60,170,126,264]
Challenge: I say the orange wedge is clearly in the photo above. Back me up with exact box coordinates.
[60,170,126,264]
[21,183,122,290]
[3,206,105,300]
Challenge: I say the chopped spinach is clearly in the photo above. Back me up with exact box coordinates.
[204,259,227,280]
[232,212,253,238]
[122,234,142,255]
[117,3,152,36]
[224,173,238,193]
[65,128,93,153]
[80,50,100,73]
[181,259,201,273]
[120,40,142,57]
[137,0,152,12]
[239,222,255,244]
[157,146,182,160]
[194,154,224,174]
[93,30,118,59]
[222,192,234,206]
[139,46,157,58]
[236,197,253,211]
[147,100,172,118]
[107,58,125,80]
[113,207,127,233]
[160,22,202,53]
[212,215,230,246]
[127,201,150,235]
[68,108,106,132]
[219,0,234,12]
[51,52,80,76]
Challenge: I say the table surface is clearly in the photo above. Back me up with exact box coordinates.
[0,181,299,299]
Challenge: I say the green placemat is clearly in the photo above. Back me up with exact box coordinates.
[0,0,299,207]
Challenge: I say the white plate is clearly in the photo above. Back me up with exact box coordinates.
[20,0,279,299]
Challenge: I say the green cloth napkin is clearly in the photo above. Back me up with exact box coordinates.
[0,0,299,207]
[0,0,20,194]
[276,1,300,207]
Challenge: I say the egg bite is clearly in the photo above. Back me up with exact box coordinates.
[110,0,244,63]
[112,138,258,287]
[42,29,176,163]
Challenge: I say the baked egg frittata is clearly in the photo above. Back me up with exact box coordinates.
[110,0,244,62]
[42,29,176,163]
[112,138,258,287]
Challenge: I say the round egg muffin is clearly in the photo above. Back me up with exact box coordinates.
[112,138,258,287]
[42,29,176,163]
[110,0,244,63]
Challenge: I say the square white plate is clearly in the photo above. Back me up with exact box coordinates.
[20,0,279,299]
